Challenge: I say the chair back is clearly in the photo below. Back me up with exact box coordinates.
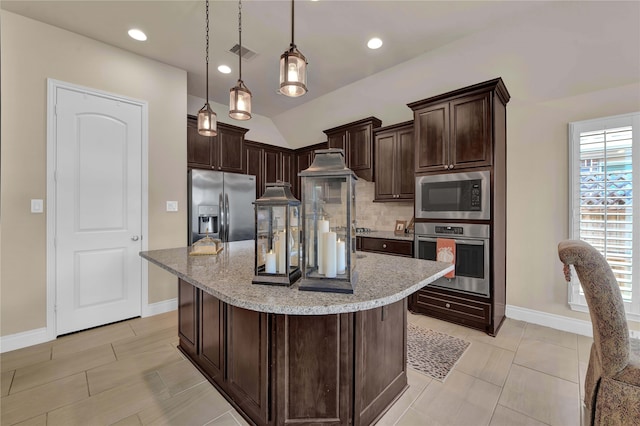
[558,239,630,376]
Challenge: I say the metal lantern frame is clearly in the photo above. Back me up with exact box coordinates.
[252,182,301,286]
[298,149,358,294]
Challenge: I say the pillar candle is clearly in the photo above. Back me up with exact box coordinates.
[277,231,287,274]
[307,228,315,267]
[336,238,346,274]
[317,220,330,274]
[265,250,276,274]
[324,231,337,278]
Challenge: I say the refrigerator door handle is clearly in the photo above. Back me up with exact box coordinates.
[219,192,225,242]
[225,193,230,242]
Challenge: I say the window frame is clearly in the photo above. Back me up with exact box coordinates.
[568,112,640,321]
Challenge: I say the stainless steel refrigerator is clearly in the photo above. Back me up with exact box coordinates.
[188,170,256,244]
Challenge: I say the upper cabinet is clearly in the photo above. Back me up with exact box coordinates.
[374,121,414,201]
[324,117,381,181]
[244,140,296,199]
[408,79,509,174]
[187,115,247,173]
[293,143,325,200]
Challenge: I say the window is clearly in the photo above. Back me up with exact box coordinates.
[569,112,640,319]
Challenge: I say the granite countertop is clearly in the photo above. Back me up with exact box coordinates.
[356,231,415,241]
[140,240,451,315]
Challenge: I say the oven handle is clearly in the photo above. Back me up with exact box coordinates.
[416,236,485,246]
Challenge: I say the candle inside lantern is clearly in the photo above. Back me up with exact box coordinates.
[277,231,287,274]
[337,238,346,274]
[317,219,330,275]
[324,231,337,278]
[265,250,276,274]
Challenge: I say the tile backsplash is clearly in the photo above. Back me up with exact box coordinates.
[355,180,413,232]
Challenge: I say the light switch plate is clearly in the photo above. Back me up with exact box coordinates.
[31,199,44,213]
[166,201,178,212]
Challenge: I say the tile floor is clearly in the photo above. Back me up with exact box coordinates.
[0,310,590,426]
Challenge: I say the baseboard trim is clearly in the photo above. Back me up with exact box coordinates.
[506,305,594,337]
[142,298,177,317]
[1,327,52,354]
[1,299,178,353]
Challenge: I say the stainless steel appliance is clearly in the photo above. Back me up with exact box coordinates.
[188,170,256,244]
[415,170,490,220]
[414,222,490,297]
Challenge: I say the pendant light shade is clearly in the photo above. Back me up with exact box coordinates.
[230,0,252,120]
[279,0,307,97]
[230,81,252,120]
[198,0,217,136]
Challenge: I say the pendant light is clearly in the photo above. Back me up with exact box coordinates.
[229,0,251,120]
[279,0,307,97]
[197,0,217,136]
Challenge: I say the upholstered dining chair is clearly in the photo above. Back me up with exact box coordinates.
[558,240,640,425]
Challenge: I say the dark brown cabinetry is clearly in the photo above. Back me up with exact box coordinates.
[293,142,325,199]
[409,91,494,173]
[177,279,407,426]
[324,117,382,181]
[244,140,296,198]
[409,287,492,331]
[407,78,510,336]
[187,115,248,173]
[374,121,414,201]
[358,237,413,258]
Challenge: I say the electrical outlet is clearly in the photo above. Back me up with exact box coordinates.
[166,201,178,212]
[31,199,44,213]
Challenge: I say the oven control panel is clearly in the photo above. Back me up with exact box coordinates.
[434,226,464,235]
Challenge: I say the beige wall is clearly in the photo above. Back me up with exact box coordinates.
[1,12,187,336]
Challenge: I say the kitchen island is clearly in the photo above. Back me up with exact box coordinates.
[140,240,452,426]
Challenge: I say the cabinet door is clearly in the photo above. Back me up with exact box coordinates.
[216,125,245,173]
[415,103,449,173]
[295,149,314,199]
[275,314,353,425]
[349,124,374,181]
[178,279,198,359]
[187,117,214,169]
[199,292,225,385]
[397,127,415,199]
[450,93,492,169]
[263,148,281,186]
[226,306,270,425]
[328,131,348,163]
[244,143,264,198]
[281,150,295,195]
[374,132,395,200]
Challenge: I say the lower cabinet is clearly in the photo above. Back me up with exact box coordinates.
[409,286,493,334]
[177,279,407,426]
[359,237,413,257]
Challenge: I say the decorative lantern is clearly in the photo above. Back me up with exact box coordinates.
[253,182,301,286]
[298,149,357,293]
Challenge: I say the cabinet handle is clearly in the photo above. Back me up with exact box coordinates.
[445,303,451,308]
[382,243,387,249]
[449,164,454,169]
[444,165,449,170]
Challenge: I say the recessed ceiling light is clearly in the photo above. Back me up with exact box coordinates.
[218,65,232,74]
[367,37,383,50]
[128,29,147,41]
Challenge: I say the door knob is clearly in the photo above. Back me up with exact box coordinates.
[131,236,139,241]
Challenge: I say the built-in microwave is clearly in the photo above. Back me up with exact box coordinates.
[415,170,490,221]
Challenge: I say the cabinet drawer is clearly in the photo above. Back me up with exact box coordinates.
[414,290,491,325]
[360,237,413,257]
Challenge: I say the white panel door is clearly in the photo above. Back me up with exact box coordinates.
[55,87,142,335]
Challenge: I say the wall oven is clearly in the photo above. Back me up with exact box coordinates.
[415,170,490,220]
[414,223,490,297]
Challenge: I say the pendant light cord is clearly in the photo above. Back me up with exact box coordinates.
[290,0,295,48]
[238,0,242,81]
[205,0,210,103]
